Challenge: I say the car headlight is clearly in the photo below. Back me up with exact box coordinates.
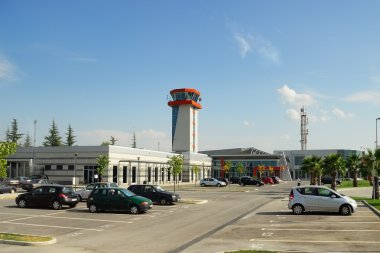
[141,201,149,206]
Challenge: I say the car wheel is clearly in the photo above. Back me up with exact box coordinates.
[256,183,261,187]
[340,205,351,216]
[77,195,82,202]
[240,183,245,186]
[69,204,77,208]
[17,198,27,208]
[201,183,205,187]
[216,183,221,187]
[292,204,304,215]
[89,204,97,213]
[52,200,62,210]
[160,199,167,205]
[129,204,140,215]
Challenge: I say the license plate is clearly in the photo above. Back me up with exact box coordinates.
[71,198,77,201]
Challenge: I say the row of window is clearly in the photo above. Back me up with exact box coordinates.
[45,165,75,171]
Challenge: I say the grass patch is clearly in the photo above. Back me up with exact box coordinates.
[351,197,380,211]
[0,233,52,242]
[338,180,371,188]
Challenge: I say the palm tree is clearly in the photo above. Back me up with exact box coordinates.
[363,149,380,199]
[322,153,346,191]
[347,153,361,187]
[300,156,322,185]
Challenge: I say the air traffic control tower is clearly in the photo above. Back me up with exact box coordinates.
[168,88,202,153]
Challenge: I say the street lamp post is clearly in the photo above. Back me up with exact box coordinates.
[74,153,78,190]
[376,118,380,149]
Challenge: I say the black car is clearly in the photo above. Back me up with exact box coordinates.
[0,183,17,194]
[87,187,153,214]
[127,184,180,205]
[216,177,229,185]
[16,185,79,210]
[229,177,241,184]
[321,176,342,186]
[271,176,281,184]
[239,177,264,187]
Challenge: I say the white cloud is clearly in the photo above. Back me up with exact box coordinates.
[345,90,380,106]
[277,85,316,107]
[252,35,280,64]
[0,56,15,80]
[332,108,354,119]
[233,31,280,63]
[280,134,291,141]
[234,33,251,58]
[243,121,253,127]
[286,109,300,121]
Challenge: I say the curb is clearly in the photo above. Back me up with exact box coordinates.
[362,200,380,217]
[0,237,57,246]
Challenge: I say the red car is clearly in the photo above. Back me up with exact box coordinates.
[261,177,274,185]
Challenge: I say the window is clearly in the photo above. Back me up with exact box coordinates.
[303,187,317,196]
[57,165,63,170]
[318,188,334,197]
[294,156,305,166]
[45,165,51,171]
[48,187,56,193]
[68,165,74,170]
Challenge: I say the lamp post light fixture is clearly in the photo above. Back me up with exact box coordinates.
[74,153,78,190]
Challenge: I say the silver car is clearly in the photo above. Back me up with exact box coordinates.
[75,182,118,201]
[288,185,357,215]
[199,178,226,187]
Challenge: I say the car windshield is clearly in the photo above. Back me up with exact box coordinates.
[155,185,166,192]
[62,187,74,194]
[120,188,136,197]
[31,179,40,183]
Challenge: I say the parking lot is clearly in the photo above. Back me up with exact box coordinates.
[0,183,379,253]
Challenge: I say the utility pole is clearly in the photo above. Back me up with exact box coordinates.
[300,107,308,150]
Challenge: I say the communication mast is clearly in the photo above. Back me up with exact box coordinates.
[300,107,308,150]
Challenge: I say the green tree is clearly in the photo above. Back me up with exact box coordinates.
[301,155,322,185]
[322,153,346,191]
[96,155,110,182]
[223,161,232,190]
[363,149,380,199]
[65,125,76,146]
[192,164,200,187]
[7,119,23,145]
[101,141,111,146]
[23,133,32,147]
[0,142,17,179]
[43,120,62,146]
[347,153,361,187]
[168,155,183,192]
[236,162,245,177]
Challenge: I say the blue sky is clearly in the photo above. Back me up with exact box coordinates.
[1,1,380,153]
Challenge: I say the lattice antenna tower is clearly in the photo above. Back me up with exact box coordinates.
[300,107,308,150]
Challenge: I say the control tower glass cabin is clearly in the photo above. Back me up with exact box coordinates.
[168,88,202,153]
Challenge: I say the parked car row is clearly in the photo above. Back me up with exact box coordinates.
[15,182,180,215]
[1,175,50,188]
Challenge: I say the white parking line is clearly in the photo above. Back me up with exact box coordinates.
[250,238,380,244]
[269,220,380,224]
[2,221,104,231]
[262,228,380,232]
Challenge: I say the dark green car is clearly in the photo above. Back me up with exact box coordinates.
[87,187,153,214]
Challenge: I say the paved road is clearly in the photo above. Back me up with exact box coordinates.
[0,183,379,253]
